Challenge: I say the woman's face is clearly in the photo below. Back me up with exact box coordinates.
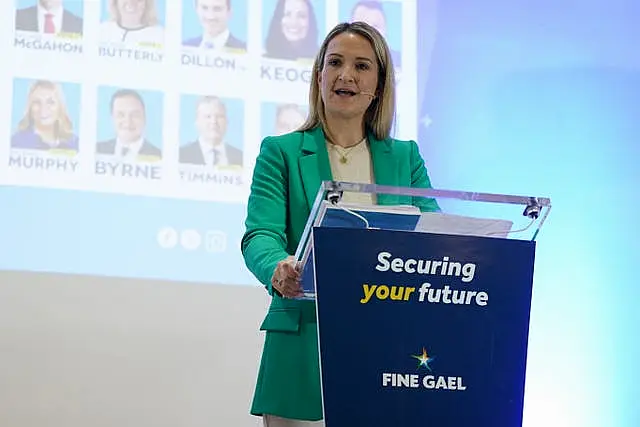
[116,0,146,25]
[281,0,310,42]
[30,87,59,129]
[319,32,379,122]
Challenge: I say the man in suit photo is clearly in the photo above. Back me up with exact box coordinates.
[179,96,243,167]
[182,0,246,50]
[15,0,83,35]
[96,89,162,161]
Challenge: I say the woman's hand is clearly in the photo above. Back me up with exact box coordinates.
[271,256,302,298]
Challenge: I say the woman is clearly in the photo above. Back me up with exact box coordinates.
[99,0,164,46]
[264,0,319,61]
[242,21,439,426]
[11,80,79,152]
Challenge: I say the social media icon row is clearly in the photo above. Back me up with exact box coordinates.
[157,226,228,252]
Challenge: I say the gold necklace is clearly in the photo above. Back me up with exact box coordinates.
[328,138,365,164]
[333,145,356,164]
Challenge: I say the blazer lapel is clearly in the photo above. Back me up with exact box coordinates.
[369,132,399,205]
[299,127,333,209]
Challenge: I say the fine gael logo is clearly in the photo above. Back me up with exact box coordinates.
[411,347,436,371]
[381,345,466,391]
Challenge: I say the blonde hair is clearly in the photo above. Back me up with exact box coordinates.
[298,21,396,141]
[18,80,74,140]
[109,0,158,27]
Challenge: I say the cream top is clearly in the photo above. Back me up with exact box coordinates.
[326,138,376,205]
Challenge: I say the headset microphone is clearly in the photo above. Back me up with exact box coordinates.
[359,91,376,98]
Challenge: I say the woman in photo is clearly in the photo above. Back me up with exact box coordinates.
[11,80,79,152]
[99,0,164,45]
[264,0,319,61]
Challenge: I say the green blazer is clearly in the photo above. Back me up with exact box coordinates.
[241,126,439,421]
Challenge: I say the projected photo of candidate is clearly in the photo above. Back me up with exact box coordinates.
[96,88,162,161]
[179,96,243,167]
[343,0,402,68]
[10,79,79,152]
[182,0,247,52]
[14,0,83,35]
[263,0,322,61]
[98,0,165,45]
[265,103,306,136]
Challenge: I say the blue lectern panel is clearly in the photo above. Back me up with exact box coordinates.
[312,227,536,426]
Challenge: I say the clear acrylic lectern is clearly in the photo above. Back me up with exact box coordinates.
[295,181,552,300]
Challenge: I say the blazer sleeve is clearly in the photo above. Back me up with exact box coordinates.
[241,137,290,294]
[410,140,441,212]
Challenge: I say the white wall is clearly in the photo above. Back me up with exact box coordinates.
[0,271,269,427]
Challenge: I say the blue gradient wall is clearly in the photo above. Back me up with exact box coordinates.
[417,1,640,425]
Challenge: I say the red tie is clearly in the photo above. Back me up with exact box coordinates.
[44,13,55,34]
